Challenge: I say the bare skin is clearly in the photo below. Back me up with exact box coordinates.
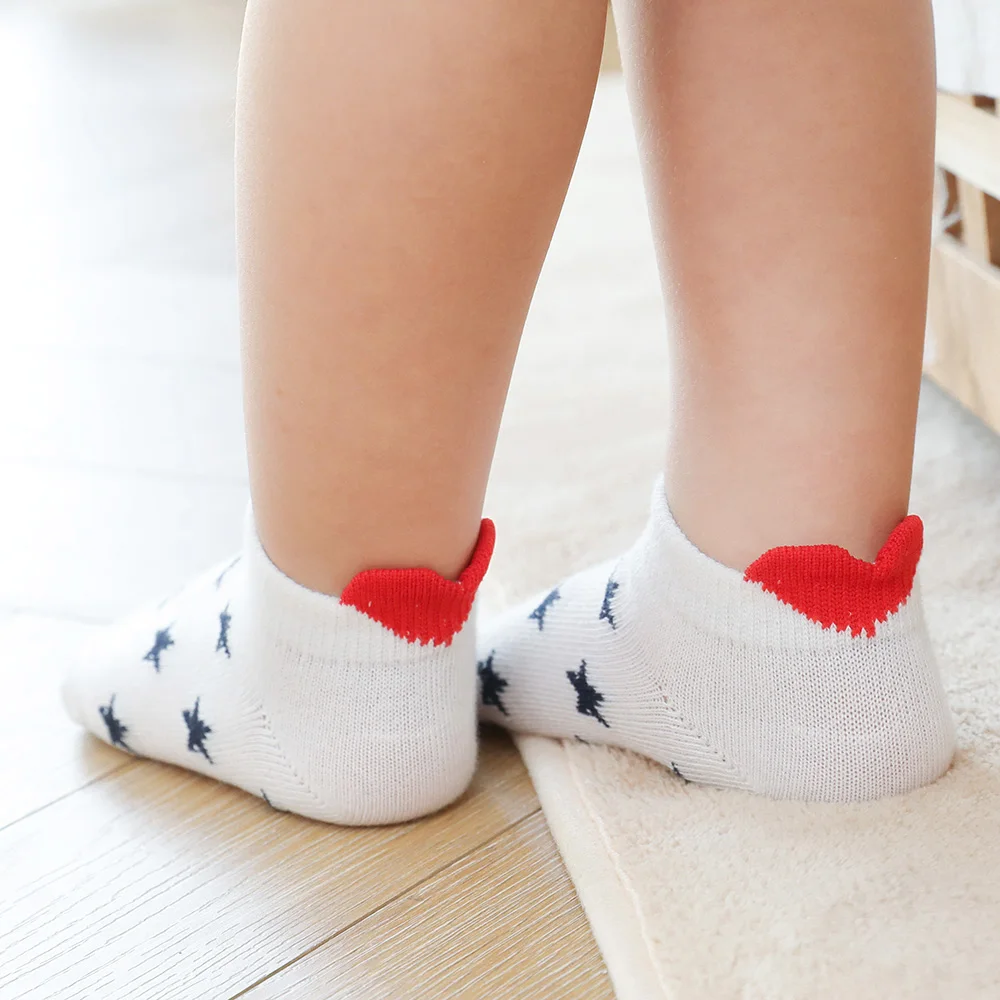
[238,0,936,588]
[613,0,936,567]
[237,0,607,594]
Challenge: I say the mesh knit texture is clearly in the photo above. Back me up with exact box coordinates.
[478,480,955,802]
[62,514,494,825]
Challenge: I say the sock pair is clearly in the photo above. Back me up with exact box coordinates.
[63,482,954,824]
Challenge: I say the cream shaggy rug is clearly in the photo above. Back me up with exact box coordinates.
[481,76,1000,999]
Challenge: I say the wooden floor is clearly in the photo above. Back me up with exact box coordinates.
[0,2,613,996]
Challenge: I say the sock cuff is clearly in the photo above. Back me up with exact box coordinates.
[641,478,924,643]
[642,477,746,593]
[244,509,495,648]
[744,515,922,637]
[341,519,495,646]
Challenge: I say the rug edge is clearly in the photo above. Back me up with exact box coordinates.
[514,734,669,1000]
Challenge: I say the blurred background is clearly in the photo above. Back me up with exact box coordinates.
[0,5,642,995]
[3,2,1000,997]
[0,0,624,624]
[0,0,247,622]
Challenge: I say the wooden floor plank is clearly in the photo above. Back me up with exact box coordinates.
[0,731,537,1000]
[0,615,126,829]
[244,812,615,1000]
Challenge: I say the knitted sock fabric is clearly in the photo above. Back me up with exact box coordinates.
[63,514,495,825]
[478,480,955,801]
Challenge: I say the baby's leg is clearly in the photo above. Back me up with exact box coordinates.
[622,0,936,570]
[239,0,607,594]
[63,0,608,824]
[481,0,955,801]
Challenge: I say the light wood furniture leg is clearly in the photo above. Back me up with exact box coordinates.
[928,94,1000,435]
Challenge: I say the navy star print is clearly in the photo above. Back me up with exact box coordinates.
[566,659,609,728]
[99,695,132,752]
[216,604,232,658]
[215,554,241,589]
[478,652,510,716]
[183,698,214,763]
[143,626,175,672]
[598,577,619,630]
[528,588,561,631]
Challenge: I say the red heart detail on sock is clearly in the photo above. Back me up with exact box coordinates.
[340,519,495,646]
[743,515,923,637]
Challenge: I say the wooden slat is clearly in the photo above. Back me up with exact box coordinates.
[926,235,1000,434]
[959,180,994,262]
[950,97,1000,267]
[0,730,538,1000]
[243,812,616,1000]
[955,99,993,261]
[935,93,1000,202]
[986,192,1000,268]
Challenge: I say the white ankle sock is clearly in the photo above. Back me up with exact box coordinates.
[478,480,955,801]
[63,513,494,825]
